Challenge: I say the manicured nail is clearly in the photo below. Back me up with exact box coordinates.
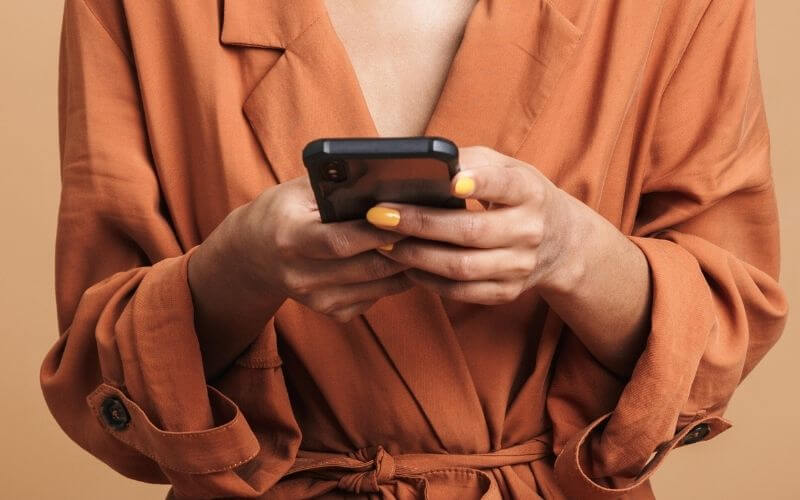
[367,206,400,227]
[453,176,475,197]
[377,243,394,251]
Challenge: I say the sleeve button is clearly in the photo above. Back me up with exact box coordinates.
[100,396,131,430]
[682,423,711,445]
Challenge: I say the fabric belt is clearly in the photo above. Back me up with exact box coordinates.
[282,434,553,498]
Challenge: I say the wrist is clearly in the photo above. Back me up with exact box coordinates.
[537,192,593,297]
[187,207,286,378]
[189,206,282,311]
[212,205,265,298]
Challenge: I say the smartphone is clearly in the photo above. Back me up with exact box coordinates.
[302,136,466,223]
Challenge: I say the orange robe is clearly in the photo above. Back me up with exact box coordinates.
[42,0,788,498]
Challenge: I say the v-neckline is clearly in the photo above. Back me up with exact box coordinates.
[317,0,485,138]
[230,0,589,451]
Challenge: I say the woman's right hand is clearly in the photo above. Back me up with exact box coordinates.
[192,175,411,324]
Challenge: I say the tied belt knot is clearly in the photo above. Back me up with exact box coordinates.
[337,445,397,493]
[284,433,553,498]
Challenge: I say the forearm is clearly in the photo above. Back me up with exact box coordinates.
[187,206,286,378]
[538,194,653,378]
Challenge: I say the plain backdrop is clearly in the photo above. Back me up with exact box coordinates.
[1,2,796,498]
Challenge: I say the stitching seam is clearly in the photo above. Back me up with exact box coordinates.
[77,0,132,64]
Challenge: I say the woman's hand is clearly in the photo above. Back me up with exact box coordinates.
[364,146,585,305]
[190,175,411,326]
[365,145,653,376]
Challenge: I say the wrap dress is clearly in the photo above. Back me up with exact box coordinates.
[41,0,789,498]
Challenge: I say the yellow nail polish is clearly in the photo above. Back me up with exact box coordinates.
[377,243,394,251]
[454,176,475,197]
[366,206,400,227]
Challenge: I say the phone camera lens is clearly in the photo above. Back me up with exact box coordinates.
[321,160,348,182]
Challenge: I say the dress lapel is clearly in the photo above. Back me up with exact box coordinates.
[423,0,587,157]
[222,0,379,183]
[220,0,589,453]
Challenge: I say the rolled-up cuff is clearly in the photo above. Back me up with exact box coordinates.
[87,382,260,474]
[551,232,736,498]
[554,411,731,499]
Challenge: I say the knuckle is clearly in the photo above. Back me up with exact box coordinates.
[273,226,296,258]
[286,273,313,296]
[321,300,343,315]
[474,145,496,162]
[281,269,302,292]
[460,216,483,247]
[527,177,546,205]
[331,310,354,323]
[307,295,339,315]
[511,282,526,299]
[366,255,398,280]
[499,168,517,191]
[494,289,513,304]
[322,297,345,315]
[501,159,519,172]
[509,168,530,201]
[524,218,545,246]
[496,284,522,303]
[408,208,432,234]
[518,254,538,274]
[461,145,495,169]
[321,230,351,257]
[446,254,473,280]
[401,242,424,264]
[304,296,323,313]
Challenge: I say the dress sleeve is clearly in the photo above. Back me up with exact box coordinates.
[40,1,300,497]
[551,0,789,497]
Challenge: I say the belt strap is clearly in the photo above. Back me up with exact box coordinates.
[282,435,553,498]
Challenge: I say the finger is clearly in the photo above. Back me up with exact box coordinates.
[455,145,505,173]
[328,299,377,323]
[290,252,409,291]
[366,203,524,248]
[379,238,534,281]
[404,268,525,305]
[303,274,413,316]
[295,218,405,259]
[453,150,546,207]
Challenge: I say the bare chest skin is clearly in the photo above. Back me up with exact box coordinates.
[324,0,478,137]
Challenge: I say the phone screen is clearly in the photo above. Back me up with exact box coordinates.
[316,156,461,221]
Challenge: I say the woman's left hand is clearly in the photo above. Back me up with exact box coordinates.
[366,145,588,304]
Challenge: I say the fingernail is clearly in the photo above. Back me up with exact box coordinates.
[366,206,400,227]
[377,243,394,251]
[453,176,475,197]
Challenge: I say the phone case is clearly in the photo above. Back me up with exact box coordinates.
[302,136,466,222]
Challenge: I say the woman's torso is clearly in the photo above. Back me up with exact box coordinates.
[103,0,703,497]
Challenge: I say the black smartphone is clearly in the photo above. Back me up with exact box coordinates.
[302,136,466,223]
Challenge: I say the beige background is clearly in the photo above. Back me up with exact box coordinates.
[1,2,796,499]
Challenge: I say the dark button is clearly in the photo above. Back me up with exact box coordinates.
[682,423,710,445]
[100,396,130,430]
